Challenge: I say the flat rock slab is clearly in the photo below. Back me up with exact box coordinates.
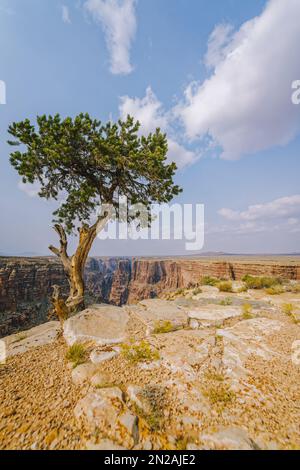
[0,321,60,360]
[218,318,283,388]
[155,329,213,378]
[188,305,241,323]
[64,305,129,346]
[132,299,188,333]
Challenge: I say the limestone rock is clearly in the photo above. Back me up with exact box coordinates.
[74,387,123,428]
[127,385,152,415]
[218,318,283,388]
[71,363,99,386]
[90,348,118,364]
[130,299,188,334]
[188,305,241,325]
[118,411,139,445]
[157,329,212,370]
[90,371,111,388]
[64,305,129,346]
[1,321,60,359]
[74,387,138,448]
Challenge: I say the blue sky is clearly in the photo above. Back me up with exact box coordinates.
[0,0,300,256]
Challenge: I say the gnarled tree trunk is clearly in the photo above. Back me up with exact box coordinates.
[49,211,110,321]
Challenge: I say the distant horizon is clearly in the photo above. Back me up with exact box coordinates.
[1,250,300,260]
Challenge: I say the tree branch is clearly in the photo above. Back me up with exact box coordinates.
[49,224,71,271]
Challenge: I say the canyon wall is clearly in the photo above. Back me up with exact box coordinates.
[1,256,300,336]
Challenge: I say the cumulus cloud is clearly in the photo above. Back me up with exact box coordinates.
[217,195,300,235]
[219,195,300,222]
[176,0,300,160]
[120,87,168,134]
[62,5,71,24]
[84,0,137,75]
[204,23,234,69]
[119,87,198,169]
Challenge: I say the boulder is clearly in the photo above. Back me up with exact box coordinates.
[157,329,213,370]
[90,371,111,388]
[1,321,60,359]
[71,363,99,386]
[188,305,241,325]
[74,387,138,448]
[131,299,188,334]
[90,348,118,364]
[64,305,129,346]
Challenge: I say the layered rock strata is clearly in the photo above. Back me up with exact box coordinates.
[1,255,299,336]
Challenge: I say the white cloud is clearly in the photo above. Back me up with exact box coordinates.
[204,23,234,69]
[219,195,300,222]
[119,87,199,169]
[62,5,71,24]
[18,181,40,198]
[119,87,168,134]
[217,195,300,235]
[84,0,137,75]
[176,0,300,160]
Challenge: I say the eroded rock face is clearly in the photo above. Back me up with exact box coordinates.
[1,255,299,337]
[63,305,129,346]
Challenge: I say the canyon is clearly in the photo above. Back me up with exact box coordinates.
[1,255,300,337]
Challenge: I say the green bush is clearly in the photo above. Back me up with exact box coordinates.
[121,340,160,364]
[218,281,233,293]
[153,320,174,334]
[242,303,253,319]
[219,297,233,306]
[192,287,203,295]
[265,285,285,295]
[65,343,87,368]
[237,285,248,293]
[201,276,219,286]
[242,275,283,290]
[282,303,294,316]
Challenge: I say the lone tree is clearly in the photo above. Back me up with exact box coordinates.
[8,113,181,320]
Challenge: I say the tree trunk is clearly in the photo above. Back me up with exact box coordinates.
[49,211,110,321]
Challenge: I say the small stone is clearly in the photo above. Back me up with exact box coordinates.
[90,372,111,387]
[71,363,99,386]
[90,349,118,364]
[118,411,139,445]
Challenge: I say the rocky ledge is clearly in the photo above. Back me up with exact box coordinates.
[1,281,300,450]
[1,255,300,337]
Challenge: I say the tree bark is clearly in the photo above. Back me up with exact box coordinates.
[49,211,110,321]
